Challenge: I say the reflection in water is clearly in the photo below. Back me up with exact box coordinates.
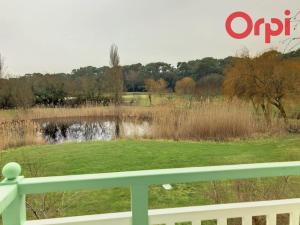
[41,121,149,144]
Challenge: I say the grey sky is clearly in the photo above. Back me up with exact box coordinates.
[0,0,299,75]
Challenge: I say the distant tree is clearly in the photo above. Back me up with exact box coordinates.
[105,44,124,137]
[126,70,139,92]
[144,78,167,105]
[122,63,144,91]
[0,79,12,108]
[10,78,35,108]
[0,78,34,108]
[175,77,196,107]
[32,75,66,106]
[143,62,173,77]
[71,66,99,77]
[177,58,223,81]
[196,74,224,97]
[74,76,99,104]
[156,78,168,95]
[224,50,300,123]
[107,45,123,105]
[144,79,156,105]
[175,77,196,95]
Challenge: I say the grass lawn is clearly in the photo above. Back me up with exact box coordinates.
[122,92,176,106]
[122,92,150,106]
[1,135,300,219]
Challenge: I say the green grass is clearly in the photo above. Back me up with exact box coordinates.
[122,92,150,106]
[122,92,176,106]
[1,136,300,218]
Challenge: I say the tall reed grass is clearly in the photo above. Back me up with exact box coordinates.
[0,106,153,122]
[149,100,285,141]
[0,120,44,150]
[0,99,289,150]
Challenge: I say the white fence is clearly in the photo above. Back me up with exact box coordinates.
[26,198,300,225]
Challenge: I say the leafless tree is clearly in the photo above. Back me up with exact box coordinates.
[107,44,124,137]
[108,44,123,106]
[144,78,167,105]
[175,77,196,108]
[110,44,120,68]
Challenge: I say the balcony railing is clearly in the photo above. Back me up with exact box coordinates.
[1,161,300,225]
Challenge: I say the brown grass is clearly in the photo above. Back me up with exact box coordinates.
[0,120,44,150]
[149,99,286,141]
[0,106,153,122]
[0,99,290,150]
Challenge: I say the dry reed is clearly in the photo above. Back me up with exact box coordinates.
[0,106,154,122]
[149,100,286,141]
[0,120,44,150]
[0,100,289,150]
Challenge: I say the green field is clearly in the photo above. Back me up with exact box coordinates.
[122,92,176,106]
[1,136,300,219]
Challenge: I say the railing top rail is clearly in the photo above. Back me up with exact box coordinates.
[12,161,300,194]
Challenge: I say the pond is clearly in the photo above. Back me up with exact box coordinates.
[38,118,150,144]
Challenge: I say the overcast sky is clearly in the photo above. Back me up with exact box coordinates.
[0,0,299,75]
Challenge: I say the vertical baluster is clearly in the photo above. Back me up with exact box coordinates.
[243,215,252,225]
[267,214,277,225]
[218,218,227,225]
[2,193,26,225]
[1,163,26,225]
[289,211,299,225]
[131,184,149,225]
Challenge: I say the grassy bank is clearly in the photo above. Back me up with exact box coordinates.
[1,136,300,219]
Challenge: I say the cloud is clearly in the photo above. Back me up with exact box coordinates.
[0,0,299,75]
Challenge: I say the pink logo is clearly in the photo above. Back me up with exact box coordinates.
[226,10,291,43]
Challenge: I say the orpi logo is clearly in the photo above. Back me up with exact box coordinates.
[225,10,291,43]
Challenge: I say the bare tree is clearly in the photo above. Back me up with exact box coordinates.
[144,78,167,105]
[108,44,123,106]
[144,79,156,105]
[175,77,196,108]
[107,44,124,137]
[223,50,300,124]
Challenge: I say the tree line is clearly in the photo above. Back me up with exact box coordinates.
[0,50,231,108]
[0,47,300,109]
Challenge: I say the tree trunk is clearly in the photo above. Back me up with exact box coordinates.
[115,106,121,138]
[251,98,259,113]
[261,103,271,124]
[148,94,152,105]
[276,102,288,124]
[115,119,120,138]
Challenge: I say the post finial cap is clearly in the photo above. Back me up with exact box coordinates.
[2,162,21,180]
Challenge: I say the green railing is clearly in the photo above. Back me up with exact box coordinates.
[2,161,300,225]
